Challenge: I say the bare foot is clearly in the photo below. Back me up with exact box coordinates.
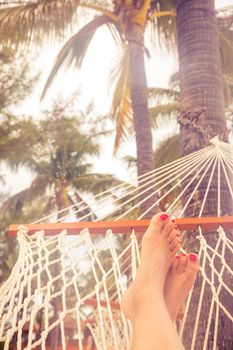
[164,252,199,321]
[121,212,180,320]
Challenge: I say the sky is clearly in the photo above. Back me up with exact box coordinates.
[216,0,233,8]
[2,0,233,198]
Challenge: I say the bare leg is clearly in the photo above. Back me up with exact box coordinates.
[121,213,184,350]
[164,253,199,321]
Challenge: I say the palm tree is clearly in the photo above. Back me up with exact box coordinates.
[0,48,42,285]
[0,113,123,223]
[175,1,233,348]
[0,98,123,271]
[1,2,233,347]
[1,1,233,217]
[0,0,177,216]
[175,0,233,218]
[176,1,229,156]
[40,0,164,216]
[0,105,124,350]
[148,78,233,158]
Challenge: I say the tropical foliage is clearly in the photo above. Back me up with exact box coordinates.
[1,2,233,181]
[0,2,233,348]
[0,0,175,216]
[0,48,41,283]
[0,105,122,219]
[0,96,125,281]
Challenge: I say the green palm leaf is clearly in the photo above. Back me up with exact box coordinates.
[72,173,123,194]
[0,174,50,215]
[109,46,133,152]
[0,0,80,48]
[122,133,180,170]
[41,15,113,99]
[146,1,177,47]
[150,102,180,127]
[219,30,233,79]
[0,118,40,169]
[154,133,179,168]
[67,191,97,221]
[148,87,179,100]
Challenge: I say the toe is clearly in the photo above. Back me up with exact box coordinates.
[149,212,169,229]
[187,253,199,273]
[163,222,175,237]
[169,237,180,252]
[168,229,179,242]
[168,229,181,253]
[170,255,180,271]
[177,254,188,273]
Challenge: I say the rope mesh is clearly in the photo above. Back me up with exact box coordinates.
[0,138,232,349]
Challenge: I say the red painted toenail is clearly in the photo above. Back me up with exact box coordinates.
[175,255,180,259]
[176,234,180,237]
[189,253,197,262]
[172,219,176,223]
[175,225,179,229]
[181,253,187,257]
[160,214,169,221]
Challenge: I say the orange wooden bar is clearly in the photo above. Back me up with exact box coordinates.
[8,216,233,237]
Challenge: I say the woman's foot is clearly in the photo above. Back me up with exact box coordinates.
[121,212,180,320]
[164,252,199,321]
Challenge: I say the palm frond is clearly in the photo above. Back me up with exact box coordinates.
[24,158,52,175]
[41,15,112,99]
[0,0,81,49]
[219,30,233,80]
[147,3,177,50]
[154,133,179,168]
[0,174,50,215]
[223,74,233,108]
[216,5,233,26]
[122,155,136,170]
[109,46,134,152]
[169,71,180,88]
[150,102,180,127]
[216,5,233,79]
[68,192,97,221]
[72,173,124,194]
[2,195,55,226]
[0,118,40,169]
[148,87,179,100]
[106,21,124,47]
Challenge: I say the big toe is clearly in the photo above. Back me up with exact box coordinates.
[150,212,169,226]
[147,212,174,236]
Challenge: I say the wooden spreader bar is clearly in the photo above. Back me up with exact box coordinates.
[8,216,233,237]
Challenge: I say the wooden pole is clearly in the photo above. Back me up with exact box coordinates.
[8,216,233,237]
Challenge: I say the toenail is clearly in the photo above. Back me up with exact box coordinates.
[181,253,187,257]
[175,225,179,230]
[160,213,169,221]
[171,219,176,223]
[175,255,180,259]
[189,253,197,262]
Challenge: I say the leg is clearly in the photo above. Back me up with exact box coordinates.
[121,212,184,350]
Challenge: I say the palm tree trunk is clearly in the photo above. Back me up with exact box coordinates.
[176,0,232,216]
[176,0,233,348]
[125,21,157,218]
[50,178,69,350]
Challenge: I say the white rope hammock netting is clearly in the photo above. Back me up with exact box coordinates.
[0,137,233,350]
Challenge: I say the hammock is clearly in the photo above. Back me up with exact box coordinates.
[0,137,232,350]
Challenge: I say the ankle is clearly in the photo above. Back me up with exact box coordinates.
[133,285,164,312]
